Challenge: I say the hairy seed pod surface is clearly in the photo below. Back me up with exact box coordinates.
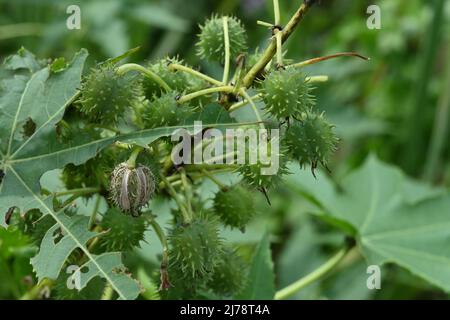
[261,68,315,120]
[196,15,247,64]
[285,111,338,170]
[169,216,222,281]
[99,208,147,251]
[109,163,156,215]
[142,91,186,129]
[213,185,255,230]
[77,64,143,124]
[208,247,247,296]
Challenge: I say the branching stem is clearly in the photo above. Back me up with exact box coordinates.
[169,63,222,86]
[201,169,228,191]
[177,86,235,104]
[54,187,100,197]
[290,52,370,68]
[126,146,144,168]
[242,2,315,87]
[117,63,171,92]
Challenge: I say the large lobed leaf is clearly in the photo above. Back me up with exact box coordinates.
[31,213,140,300]
[287,155,450,292]
[0,48,257,299]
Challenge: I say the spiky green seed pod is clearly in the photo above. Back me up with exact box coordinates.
[208,247,247,296]
[213,185,255,230]
[169,216,222,281]
[143,57,189,98]
[196,15,247,64]
[285,111,339,170]
[237,140,290,190]
[142,92,187,129]
[77,64,142,124]
[261,68,315,120]
[99,208,146,251]
[109,163,156,215]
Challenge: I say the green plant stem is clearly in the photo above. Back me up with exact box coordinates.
[240,89,265,128]
[147,216,169,263]
[169,63,222,86]
[273,0,281,25]
[257,20,274,28]
[273,0,283,66]
[117,63,171,92]
[307,75,329,83]
[290,52,369,68]
[229,93,264,112]
[423,44,450,182]
[146,214,171,289]
[0,23,43,40]
[232,55,246,95]
[177,86,235,104]
[149,219,169,262]
[201,169,228,191]
[101,283,114,300]
[159,174,191,223]
[403,0,445,174]
[60,194,82,209]
[54,187,100,197]
[88,194,101,230]
[274,245,351,300]
[180,169,194,218]
[222,16,231,85]
[126,146,144,168]
[242,1,315,87]
[275,31,283,68]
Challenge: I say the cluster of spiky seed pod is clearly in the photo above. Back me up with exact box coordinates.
[53,7,340,299]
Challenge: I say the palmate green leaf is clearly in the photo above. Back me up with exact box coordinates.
[0,48,258,300]
[237,233,275,299]
[287,155,450,292]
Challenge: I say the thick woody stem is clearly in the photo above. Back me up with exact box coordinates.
[242,1,316,87]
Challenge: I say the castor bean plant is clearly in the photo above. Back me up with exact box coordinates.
[0,0,376,300]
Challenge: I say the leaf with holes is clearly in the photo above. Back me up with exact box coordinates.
[31,214,140,300]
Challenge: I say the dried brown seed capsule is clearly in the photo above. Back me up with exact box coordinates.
[109,163,155,215]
